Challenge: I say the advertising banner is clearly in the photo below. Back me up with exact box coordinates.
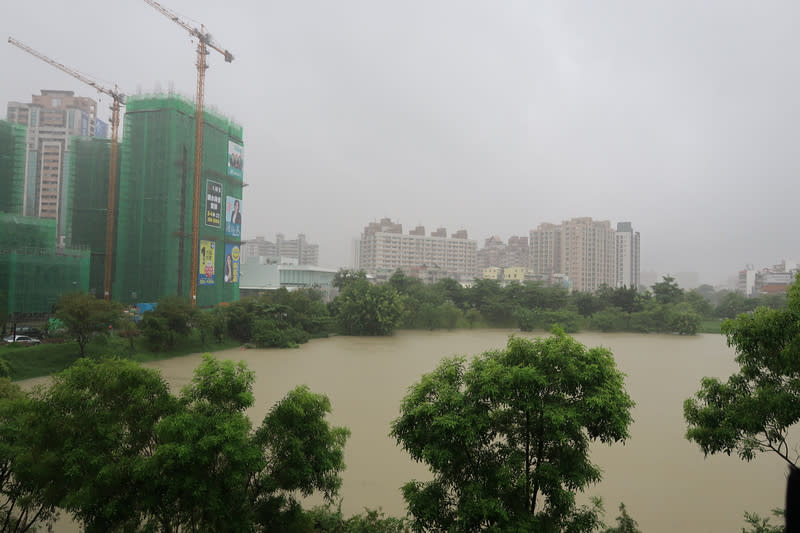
[227,141,244,179]
[205,180,222,227]
[199,240,216,286]
[224,243,240,284]
[225,196,242,238]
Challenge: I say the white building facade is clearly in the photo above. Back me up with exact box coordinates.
[358,218,477,282]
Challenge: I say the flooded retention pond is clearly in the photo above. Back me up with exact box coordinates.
[23,329,787,532]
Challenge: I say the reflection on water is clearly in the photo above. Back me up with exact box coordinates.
[20,330,787,532]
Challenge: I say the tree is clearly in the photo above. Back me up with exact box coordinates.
[0,378,59,532]
[651,276,684,305]
[684,289,713,317]
[21,358,176,530]
[391,331,634,532]
[715,291,757,319]
[12,356,349,532]
[54,292,123,356]
[603,503,641,533]
[139,296,196,350]
[333,269,367,290]
[684,274,800,466]
[667,303,700,335]
[335,281,406,336]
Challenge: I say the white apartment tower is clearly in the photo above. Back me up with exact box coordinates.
[358,218,477,282]
[7,90,98,243]
[615,222,641,289]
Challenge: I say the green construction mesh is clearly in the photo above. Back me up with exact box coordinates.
[68,136,120,297]
[0,214,90,315]
[0,120,27,215]
[114,94,243,306]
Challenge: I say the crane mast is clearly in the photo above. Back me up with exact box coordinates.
[142,0,234,306]
[8,37,124,303]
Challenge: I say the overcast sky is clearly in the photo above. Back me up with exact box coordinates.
[2,1,798,285]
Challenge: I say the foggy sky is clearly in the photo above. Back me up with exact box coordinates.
[2,1,798,286]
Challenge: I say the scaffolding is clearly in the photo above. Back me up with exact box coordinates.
[0,120,27,216]
[0,214,90,316]
[69,136,120,298]
[113,94,243,306]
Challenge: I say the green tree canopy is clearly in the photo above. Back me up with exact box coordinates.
[54,292,123,356]
[335,280,406,336]
[391,331,635,532]
[8,356,349,532]
[684,274,800,466]
[651,276,684,305]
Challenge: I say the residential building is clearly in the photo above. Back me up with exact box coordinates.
[68,136,120,297]
[507,236,530,269]
[737,266,756,297]
[503,266,526,282]
[530,218,627,293]
[615,222,640,289]
[477,236,505,270]
[242,233,319,265]
[0,120,27,215]
[358,218,477,282]
[529,223,561,278]
[561,217,615,292]
[7,90,99,242]
[0,213,90,316]
[482,267,502,280]
[477,235,530,270]
[112,94,243,306]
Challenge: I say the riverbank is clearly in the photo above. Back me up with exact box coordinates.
[3,335,241,381]
[4,321,723,381]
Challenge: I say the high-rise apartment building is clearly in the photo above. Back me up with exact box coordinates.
[477,235,530,270]
[68,137,120,297]
[530,218,629,292]
[615,222,641,289]
[7,90,99,242]
[242,233,319,265]
[0,120,27,215]
[358,218,477,282]
[113,94,243,306]
[562,217,615,293]
[529,222,562,278]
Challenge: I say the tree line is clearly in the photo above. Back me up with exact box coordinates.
[328,270,788,337]
[0,270,790,382]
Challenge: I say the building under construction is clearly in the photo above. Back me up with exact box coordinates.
[0,120,26,215]
[0,214,90,317]
[68,136,120,298]
[113,94,243,306]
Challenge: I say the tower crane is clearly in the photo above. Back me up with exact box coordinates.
[8,36,125,303]
[142,0,234,306]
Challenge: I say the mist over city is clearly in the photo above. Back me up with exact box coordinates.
[2,0,798,286]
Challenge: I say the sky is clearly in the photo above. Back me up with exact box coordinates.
[2,1,799,286]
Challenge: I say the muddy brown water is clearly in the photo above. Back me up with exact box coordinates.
[20,330,787,532]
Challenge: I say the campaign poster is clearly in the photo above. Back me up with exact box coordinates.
[227,141,244,179]
[225,196,242,238]
[199,240,216,286]
[224,243,240,284]
[205,180,222,228]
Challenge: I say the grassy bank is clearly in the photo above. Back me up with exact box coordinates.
[2,334,241,382]
[698,318,723,334]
